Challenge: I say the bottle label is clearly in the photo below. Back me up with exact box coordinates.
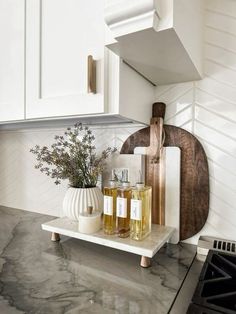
[116,197,127,218]
[103,195,113,215]
[131,199,142,220]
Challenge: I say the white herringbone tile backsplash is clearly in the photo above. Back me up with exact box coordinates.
[0,125,141,217]
[0,0,235,244]
[155,0,236,244]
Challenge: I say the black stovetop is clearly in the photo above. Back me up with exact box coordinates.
[187,250,236,314]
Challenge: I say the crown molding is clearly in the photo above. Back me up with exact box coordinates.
[105,0,162,38]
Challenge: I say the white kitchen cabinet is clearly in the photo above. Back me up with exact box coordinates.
[0,0,25,122]
[25,0,154,124]
[26,0,105,119]
[0,0,154,126]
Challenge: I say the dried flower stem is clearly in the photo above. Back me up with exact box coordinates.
[30,123,116,188]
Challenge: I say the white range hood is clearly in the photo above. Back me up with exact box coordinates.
[105,0,203,85]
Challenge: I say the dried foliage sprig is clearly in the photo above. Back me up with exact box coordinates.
[30,123,116,188]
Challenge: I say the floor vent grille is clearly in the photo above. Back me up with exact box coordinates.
[197,236,236,260]
[213,239,235,253]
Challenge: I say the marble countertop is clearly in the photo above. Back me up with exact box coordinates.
[0,206,196,314]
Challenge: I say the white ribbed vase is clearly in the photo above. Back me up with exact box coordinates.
[62,187,103,221]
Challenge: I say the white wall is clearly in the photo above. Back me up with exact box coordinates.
[156,0,236,244]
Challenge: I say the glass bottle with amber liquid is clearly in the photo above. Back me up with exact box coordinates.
[116,181,132,238]
[103,180,118,235]
[130,183,152,241]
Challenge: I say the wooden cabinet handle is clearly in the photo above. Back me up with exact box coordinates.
[87,55,96,94]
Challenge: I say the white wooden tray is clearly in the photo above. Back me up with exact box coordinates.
[42,217,175,267]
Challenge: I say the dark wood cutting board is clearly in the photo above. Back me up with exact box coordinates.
[120,103,209,241]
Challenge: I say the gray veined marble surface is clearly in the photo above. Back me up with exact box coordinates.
[0,206,196,314]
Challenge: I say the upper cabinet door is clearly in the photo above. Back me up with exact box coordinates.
[0,0,25,122]
[26,0,105,119]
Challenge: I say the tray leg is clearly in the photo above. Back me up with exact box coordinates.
[51,232,60,242]
[140,256,151,268]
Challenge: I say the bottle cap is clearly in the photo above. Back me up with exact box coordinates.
[136,183,145,189]
[122,181,130,187]
[109,179,117,187]
[121,169,129,182]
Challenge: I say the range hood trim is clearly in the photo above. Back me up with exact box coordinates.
[105,0,203,86]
